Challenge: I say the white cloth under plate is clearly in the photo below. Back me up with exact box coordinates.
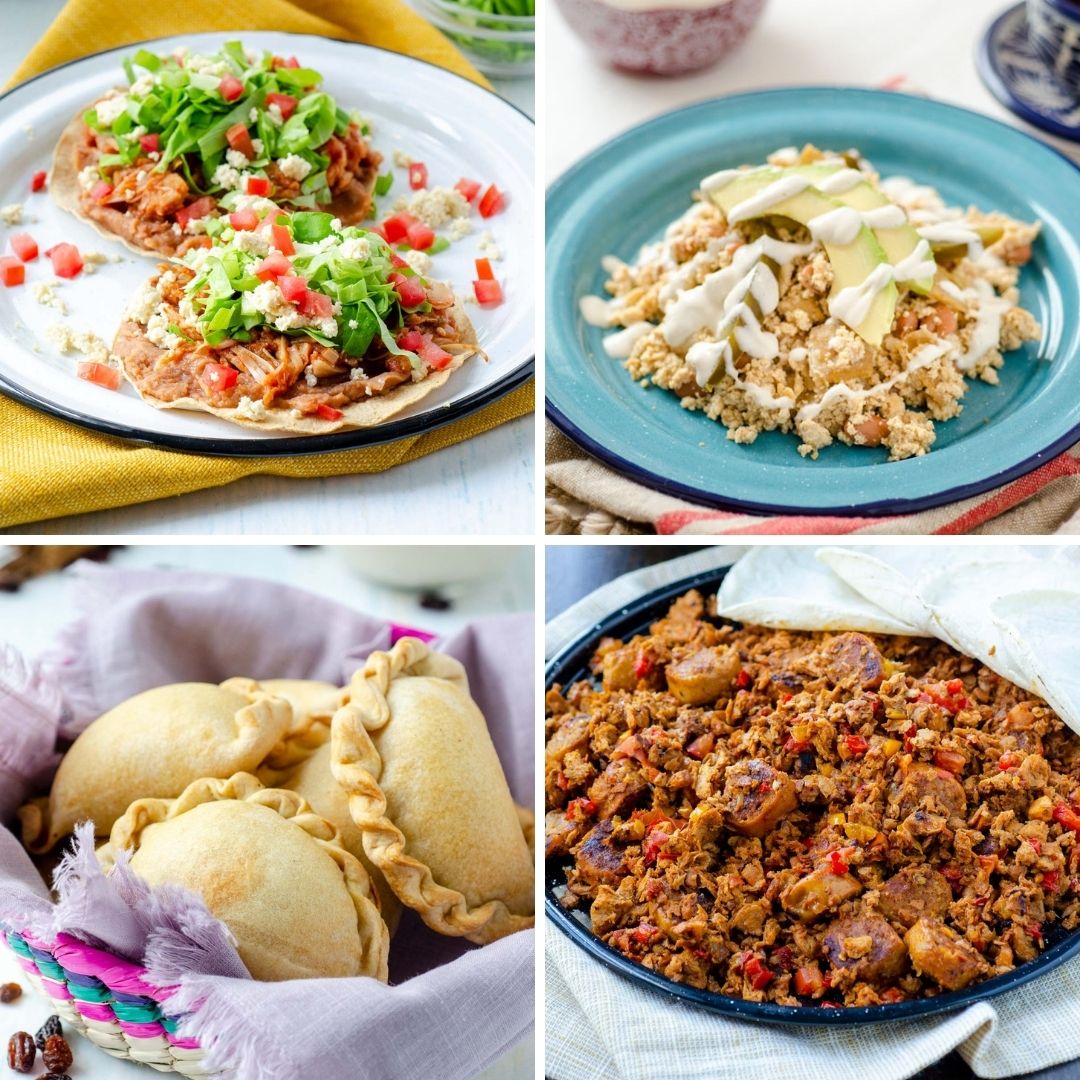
[546,545,1080,1080]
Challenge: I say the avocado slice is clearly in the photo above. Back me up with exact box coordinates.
[922,222,1005,262]
[785,163,936,294]
[707,168,897,347]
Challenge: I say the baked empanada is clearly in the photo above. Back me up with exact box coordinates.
[332,638,534,944]
[270,738,402,935]
[103,773,390,983]
[20,681,293,852]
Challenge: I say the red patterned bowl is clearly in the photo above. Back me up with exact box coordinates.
[554,0,767,76]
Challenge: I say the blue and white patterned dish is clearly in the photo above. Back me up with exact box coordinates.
[1026,0,1080,93]
[978,2,1080,142]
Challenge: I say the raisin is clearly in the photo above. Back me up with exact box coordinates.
[41,1035,72,1073]
[0,982,21,1003]
[33,1018,61,1052]
[6,1031,35,1072]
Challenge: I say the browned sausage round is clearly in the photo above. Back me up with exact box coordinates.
[878,866,953,928]
[823,915,907,982]
[721,759,798,837]
[781,865,863,922]
[898,763,967,821]
[905,917,986,990]
[665,646,742,706]
[822,632,886,690]
[588,759,648,819]
[573,820,627,888]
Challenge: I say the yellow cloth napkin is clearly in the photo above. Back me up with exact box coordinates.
[0,0,533,528]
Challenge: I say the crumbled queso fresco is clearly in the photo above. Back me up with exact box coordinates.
[31,281,67,315]
[393,186,470,228]
[0,203,23,226]
[45,323,113,366]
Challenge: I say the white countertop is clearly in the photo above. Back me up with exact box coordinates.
[547,0,1080,181]
[0,544,534,1078]
[0,1,535,536]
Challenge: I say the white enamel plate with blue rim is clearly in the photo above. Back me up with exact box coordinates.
[0,31,533,456]
[546,87,1080,516]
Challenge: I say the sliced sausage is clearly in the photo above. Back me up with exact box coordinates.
[823,915,907,982]
[878,866,952,928]
[588,759,648,819]
[665,646,741,706]
[545,809,585,859]
[905,917,986,990]
[720,759,798,838]
[781,865,863,922]
[822,632,886,690]
[546,715,591,764]
[898,763,967,821]
[573,820,627,888]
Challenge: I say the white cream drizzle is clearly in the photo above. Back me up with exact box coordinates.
[917,222,984,258]
[815,169,865,195]
[807,206,863,246]
[580,294,618,327]
[829,263,897,329]
[953,279,1010,371]
[602,321,653,359]
[727,174,811,223]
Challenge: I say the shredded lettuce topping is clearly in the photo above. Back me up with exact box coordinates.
[84,41,365,206]
[180,208,425,365]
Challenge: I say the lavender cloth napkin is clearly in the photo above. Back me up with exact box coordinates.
[0,563,535,1080]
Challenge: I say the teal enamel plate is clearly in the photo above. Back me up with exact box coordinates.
[546,88,1080,516]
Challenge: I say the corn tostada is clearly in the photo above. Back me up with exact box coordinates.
[112,209,477,432]
[51,42,381,258]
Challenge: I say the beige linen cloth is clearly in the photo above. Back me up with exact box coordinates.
[546,425,1080,536]
[544,547,1080,1079]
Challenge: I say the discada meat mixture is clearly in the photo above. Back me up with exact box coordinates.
[545,589,1080,1007]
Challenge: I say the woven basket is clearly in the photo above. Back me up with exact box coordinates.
[2,926,210,1076]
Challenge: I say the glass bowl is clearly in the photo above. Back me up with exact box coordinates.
[414,0,535,79]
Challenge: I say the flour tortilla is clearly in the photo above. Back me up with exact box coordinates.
[52,101,379,259]
[112,306,478,434]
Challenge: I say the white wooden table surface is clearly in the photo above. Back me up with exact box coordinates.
[0,544,535,1079]
[547,0,1080,182]
[0,1,535,537]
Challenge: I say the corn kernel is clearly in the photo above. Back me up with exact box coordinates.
[883,739,902,758]
[1028,796,1054,821]
[828,812,846,826]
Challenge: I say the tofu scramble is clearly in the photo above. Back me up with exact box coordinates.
[580,146,1042,461]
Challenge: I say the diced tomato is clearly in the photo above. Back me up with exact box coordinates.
[642,827,672,867]
[633,652,653,679]
[793,965,824,997]
[0,256,23,286]
[1053,803,1080,833]
[419,339,453,371]
[473,278,503,306]
[229,209,259,231]
[219,74,244,102]
[934,749,966,774]
[1043,870,1061,893]
[396,329,425,352]
[828,850,849,875]
[201,362,238,392]
[265,92,298,121]
[478,183,504,218]
[90,180,114,201]
[475,257,494,281]
[881,988,906,1004]
[735,669,752,690]
[76,362,120,390]
[998,751,1022,772]
[783,736,811,753]
[611,734,648,764]
[45,243,82,278]
[632,923,658,945]
[139,132,160,154]
[272,55,301,69]
[316,403,344,421]
[389,252,408,269]
[246,176,271,196]
[10,234,37,262]
[175,196,215,229]
[390,273,426,308]
[254,251,292,281]
[742,956,773,990]
[30,170,47,192]
[844,735,869,757]
[454,177,481,202]
[565,797,597,823]
[298,288,333,318]
[225,123,255,160]
[406,221,435,251]
[270,222,295,255]
[279,275,308,302]
[381,213,416,244]
[686,732,714,761]
[408,162,428,190]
